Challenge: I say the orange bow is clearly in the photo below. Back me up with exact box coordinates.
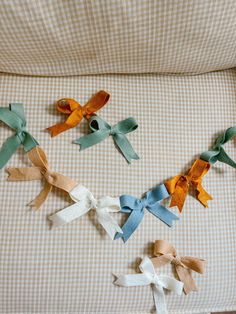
[47,90,110,137]
[165,159,212,212]
[151,240,206,294]
[7,146,77,209]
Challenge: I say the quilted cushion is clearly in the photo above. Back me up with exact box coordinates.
[1,0,236,75]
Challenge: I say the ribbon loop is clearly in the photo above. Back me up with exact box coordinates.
[7,146,77,209]
[151,240,206,294]
[48,185,122,239]
[165,159,212,212]
[47,90,110,137]
[114,184,179,243]
[0,103,38,169]
[200,126,236,168]
[114,257,183,314]
[73,115,139,163]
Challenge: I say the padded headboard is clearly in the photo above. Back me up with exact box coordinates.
[1,0,236,76]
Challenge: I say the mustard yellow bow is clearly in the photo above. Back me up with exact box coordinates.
[47,90,110,137]
[165,159,212,212]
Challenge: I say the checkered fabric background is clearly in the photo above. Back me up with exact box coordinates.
[1,0,236,76]
[0,69,235,313]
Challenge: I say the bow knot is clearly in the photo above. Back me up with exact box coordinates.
[151,240,206,294]
[114,184,179,242]
[73,115,139,163]
[48,185,123,239]
[47,91,110,137]
[0,103,38,169]
[7,146,77,209]
[165,159,212,212]
[200,126,236,168]
[114,257,183,314]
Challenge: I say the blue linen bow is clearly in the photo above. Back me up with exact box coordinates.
[0,103,38,169]
[115,184,179,242]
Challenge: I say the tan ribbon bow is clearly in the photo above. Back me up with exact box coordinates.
[7,146,77,209]
[151,240,206,294]
[165,159,212,212]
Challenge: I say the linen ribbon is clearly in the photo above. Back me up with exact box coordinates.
[165,159,212,212]
[0,103,38,169]
[200,126,236,168]
[114,184,179,242]
[47,90,110,137]
[114,257,183,314]
[73,115,139,163]
[151,240,206,294]
[7,146,77,209]
[48,185,123,239]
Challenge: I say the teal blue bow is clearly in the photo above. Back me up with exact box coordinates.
[73,116,139,163]
[0,103,38,169]
[200,126,236,168]
[114,184,179,243]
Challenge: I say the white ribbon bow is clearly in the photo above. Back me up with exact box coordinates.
[48,185,123,239]
[114,257,183,314]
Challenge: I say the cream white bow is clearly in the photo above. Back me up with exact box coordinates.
[48,185,123,239]
[114,257,183,314]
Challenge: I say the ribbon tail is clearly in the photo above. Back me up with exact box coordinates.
[114,209,144,243]
[217,147,236,168]
[48,200,90,227]
[195,183,213,207]
[152,285,167,314]
[168,182,188,212]
[176,267,197,295]
[97,210,123,240]
[47,122,74,137]
[7,167,43,181]
[113,134,139,163]
[73,130,109,150]
[0,134,20,169]
[148,204,179,227]
[29,182,53,210]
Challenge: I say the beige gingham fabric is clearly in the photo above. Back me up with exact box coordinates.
[0,69,236,313]
[1,0,236,76]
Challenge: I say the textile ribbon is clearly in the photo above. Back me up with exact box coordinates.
[165,159,212,212]
[7,146,77,209]
[114,184,179,243]
[151,240,206,294]
[73,115,139,163]
[48,185,123,239]
[114,257,183,314]
[47,90,110,137]
[200,126,236,168]
[0,103,38,169]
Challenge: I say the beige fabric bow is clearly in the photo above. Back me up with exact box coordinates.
[7,146,77,209]
[151,240,206,294]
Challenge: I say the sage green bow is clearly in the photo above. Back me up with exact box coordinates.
[200,126,236,168]
[73,116,139,163]
[0,103,38,169]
